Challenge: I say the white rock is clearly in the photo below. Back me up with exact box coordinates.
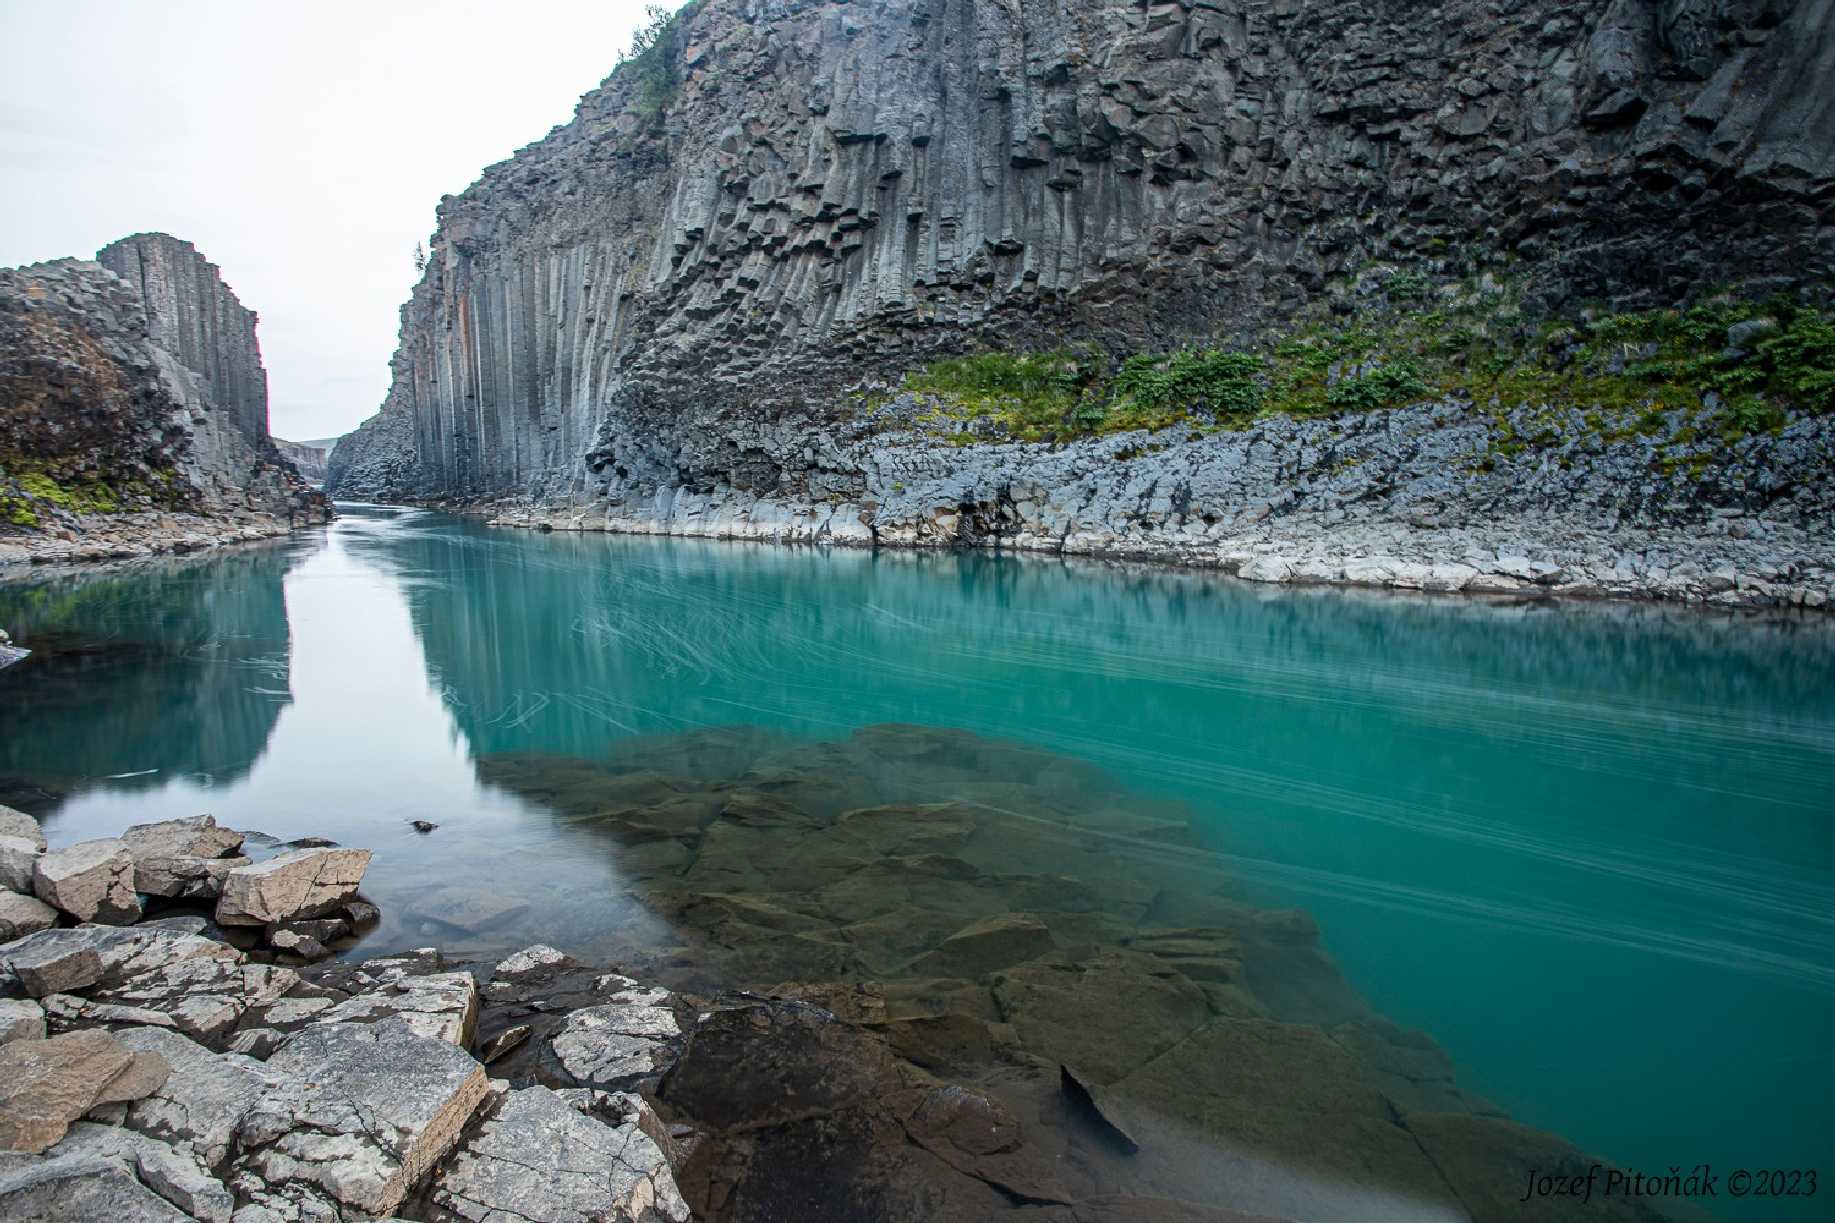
[0,807,44,851]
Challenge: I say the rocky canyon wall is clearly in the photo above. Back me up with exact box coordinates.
[328,0,1833,510]
[0,234,329,544]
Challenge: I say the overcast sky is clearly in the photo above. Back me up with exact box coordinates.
[0,1,653,443]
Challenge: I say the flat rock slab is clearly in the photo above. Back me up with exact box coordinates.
[0,892,57,942]
[907,911,1054,977]
[49,959,297,1047]
[312,969,479,1046]
[0,1151,196,1222]
[3,924,243,999]
[0,1029,168,1153]
[122,815,248,899]
[31,1121,233,1222]
[216,847,372,926]
[32,838,140,924]
[405,886,531,934]
[429,1084,689,1222]
[544,998,682,1092]
[116,1027,275,1168]
[2,935,104,998]
[233,1018,490,1216]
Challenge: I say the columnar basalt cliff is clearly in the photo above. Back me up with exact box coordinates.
[328,0,1835,602]
[1,234,329,562]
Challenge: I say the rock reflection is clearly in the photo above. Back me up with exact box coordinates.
[478,722,1702,1222]
[0,543,304,811]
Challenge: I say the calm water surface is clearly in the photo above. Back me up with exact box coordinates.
[1,504,1831,1218]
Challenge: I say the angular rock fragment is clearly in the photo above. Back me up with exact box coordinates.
[233,1019,490,1216]
[0,1029,167,1153]
[215,847,371,926]
[0,836,42,894]
[543,996,682,1092]
[0,806,45,851]
[2,934,103,998]
[428,1085,689,1222]
[0,892,58,942]
[0,998,45,1045]
[121,815,248,899]
[49,959,295,1047]
[474,1023,531,1064]
[32,839,140,924]
[907,911,1054,977]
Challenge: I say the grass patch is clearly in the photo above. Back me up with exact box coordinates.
[895,278,1835,447]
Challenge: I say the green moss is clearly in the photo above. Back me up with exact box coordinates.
[889,280,1835,446]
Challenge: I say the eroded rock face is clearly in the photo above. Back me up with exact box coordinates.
[328,0,1834,508]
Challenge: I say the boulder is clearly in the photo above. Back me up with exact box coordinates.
[121,816,249,900]
[2,934,103,998]
[215,847,371,926]
[32,839,140,925]
[427,1085,689,1222]
[0,892,57,943]
[48,959,295,1047]
[405,886,531,934]
[0,1029,168,1153]
[232,1019,490,1216]
[0,998,45,1045]
[0,836,42,894]
[0,807,45,851]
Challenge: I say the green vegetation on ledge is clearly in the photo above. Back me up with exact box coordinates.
[897,276,1835,447]
[0,457,182,532]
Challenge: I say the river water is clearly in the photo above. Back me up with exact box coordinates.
[0,504,1829,1221]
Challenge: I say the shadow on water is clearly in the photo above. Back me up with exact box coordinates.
[2,504,1832,1220]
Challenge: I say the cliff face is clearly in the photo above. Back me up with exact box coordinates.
[274,438,330,484]
[328,0,1834,507]
[0,234,330,535]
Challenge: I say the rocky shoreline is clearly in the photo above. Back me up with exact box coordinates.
[0,511,323,572]
[439,398,1835,613]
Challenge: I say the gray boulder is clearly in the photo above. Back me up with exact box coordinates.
[32,839,140,925]
[121,815,249,900]
[232,1019,490,1216]
[215,847,371,926]
[0,999,45,1045]
[0,892,57,943]
[0,1151,195,1222]
[428,1084,689,1222]
[30,1122,232,1222]
[543,988,682,1093]
[115,1027,273,1168]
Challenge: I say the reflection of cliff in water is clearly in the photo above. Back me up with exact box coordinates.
[385,526,1835,779]
[0,541,307,811]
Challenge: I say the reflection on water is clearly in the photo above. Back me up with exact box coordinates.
[0,505,1831,1220]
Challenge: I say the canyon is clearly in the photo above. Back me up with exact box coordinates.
[326,0,1833,605]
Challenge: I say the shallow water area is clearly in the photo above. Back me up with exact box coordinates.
[0,504,1831,1221]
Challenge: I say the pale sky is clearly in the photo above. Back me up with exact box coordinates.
[0,1,654,443]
